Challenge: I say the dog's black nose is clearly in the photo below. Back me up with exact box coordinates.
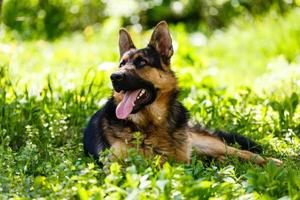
[110,72,125,82]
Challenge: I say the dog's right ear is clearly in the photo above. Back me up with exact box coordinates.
[148,21,173,65]
[119,28,136,57]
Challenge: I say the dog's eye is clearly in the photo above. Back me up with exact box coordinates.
[135,58,147,68]
[119,60,126,67]
[139,59,147,66]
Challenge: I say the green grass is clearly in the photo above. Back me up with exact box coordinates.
[1,9,300,199]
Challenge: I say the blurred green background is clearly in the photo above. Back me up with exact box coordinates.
[1,0,299,39]
[1,0,300,90]
[1,1,300,199]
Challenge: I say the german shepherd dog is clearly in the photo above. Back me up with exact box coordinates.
[84,21,282,166]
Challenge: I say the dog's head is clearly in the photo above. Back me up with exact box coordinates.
[111,21,177,120]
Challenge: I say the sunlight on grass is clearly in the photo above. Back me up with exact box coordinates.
[1,7,300,200]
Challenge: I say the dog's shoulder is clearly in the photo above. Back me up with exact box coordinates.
[167,91,190,134]
[83,98,116,158]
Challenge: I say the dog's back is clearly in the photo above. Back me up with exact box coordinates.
[83,21,282,166]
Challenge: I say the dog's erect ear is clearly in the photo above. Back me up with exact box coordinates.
[149,21,173,63]
[119,28,135,57]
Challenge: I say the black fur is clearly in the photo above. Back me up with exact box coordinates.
[84,22,262,161]
[84,95,190,159]
[84,82,262,161]
[143,46,164,70]
[84,89,262,159]
[190,124,262,154]
[215,130,262,153]
[167,90,189,134]
[111,69,156,95]
[83,100,111,158]
[84,98,138,159]
[84,96,262,162]
[122,47,163,70]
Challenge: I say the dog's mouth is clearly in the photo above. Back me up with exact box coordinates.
[115,88,153,119]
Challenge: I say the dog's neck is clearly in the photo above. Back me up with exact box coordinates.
[128,88,179,129]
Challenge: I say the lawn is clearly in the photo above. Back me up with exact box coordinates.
[1,8,300,199]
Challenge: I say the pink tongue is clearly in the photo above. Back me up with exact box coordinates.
[116,89,141,119]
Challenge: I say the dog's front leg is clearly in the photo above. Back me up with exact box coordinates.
[109,140,159,162]
[109,140,129,161]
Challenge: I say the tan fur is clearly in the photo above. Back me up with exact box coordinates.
[129,92,170,127]
[107,91,283,166]
[106,21,282,167]
[137,66,177,93]
[110,54,283,166]
[113,91,124,104]
[188,131,282,166]
[109,140,128,160]
[113,64,177,127]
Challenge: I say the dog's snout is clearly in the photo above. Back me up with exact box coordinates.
[110,72,125,82]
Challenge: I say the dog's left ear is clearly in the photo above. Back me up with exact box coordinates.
[149,21,173,64]
[119,28,136,57]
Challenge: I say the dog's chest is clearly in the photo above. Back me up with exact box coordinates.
[105,120,190,162]
[123,124,170,146]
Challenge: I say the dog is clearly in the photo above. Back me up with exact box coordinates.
[84,21,282,166]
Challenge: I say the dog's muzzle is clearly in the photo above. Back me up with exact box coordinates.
[110,71,157,119]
